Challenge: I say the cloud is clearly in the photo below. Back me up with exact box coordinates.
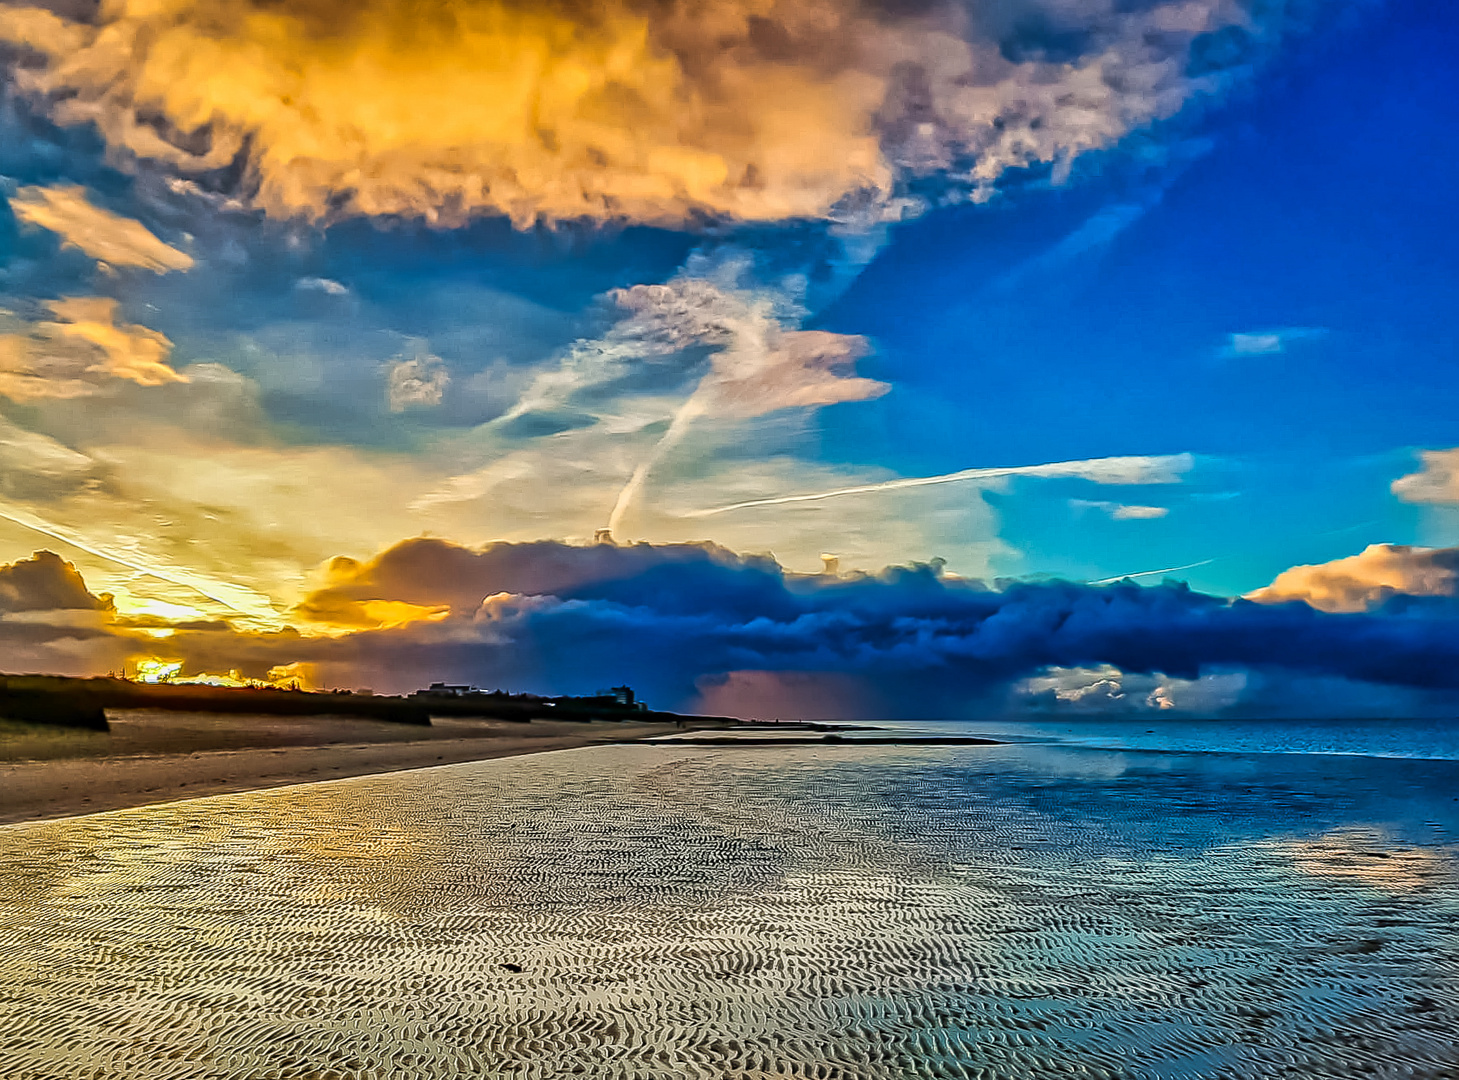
[0,416,96,501]
[108,534,1459,718]
[1071,499,1170,520]
[41,297,186,386]
[0,297,187,401]
[0,0,1312,227]
[418,259,887,537]
[481,261,883,435]
[19,536,1459,718]
[604,268,887,531]
[9,184,195,272]
[295,277,349,297]
[687,453,1191,517]
[0,499,284,627]
[1392,449,1459,504]
[1218,326,1327,358]
[609,275,887,417]
[1246,544,1459,614]
[0,549,111,614]
[387,354,451,412]
[0,550,146,677]
[1016,663,1245,714]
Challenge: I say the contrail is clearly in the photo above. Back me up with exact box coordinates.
[0,501,279,621]
[1088,559,1214,585]
[606,386,712,535]
[682,454,1192,517]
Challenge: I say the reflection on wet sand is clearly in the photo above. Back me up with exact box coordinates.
[1,743,1457,1078]
[1279,827,1459,893]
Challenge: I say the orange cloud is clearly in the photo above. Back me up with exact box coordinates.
[0,297,186,401]
[299,597,452,632]
[11,185,195,272]
[44,298,186,387]
[1,0,1261,227]
[4,0,884,226]
[1247,544,1459,613]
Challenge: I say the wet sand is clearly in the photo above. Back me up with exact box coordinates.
[1,741,1456,1079]
[0,709,718,824]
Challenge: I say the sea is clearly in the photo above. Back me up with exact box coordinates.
[1,718,1456,1079]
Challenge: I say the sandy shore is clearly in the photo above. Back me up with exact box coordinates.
[0,709,720,825]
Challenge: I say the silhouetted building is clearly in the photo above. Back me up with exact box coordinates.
[423,683,474,697]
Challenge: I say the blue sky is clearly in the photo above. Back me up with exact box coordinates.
[2,0,1458,715]
[816,0,1459,594]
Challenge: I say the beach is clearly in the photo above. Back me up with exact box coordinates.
[1,724,1457,1079]
[0,709,716,825]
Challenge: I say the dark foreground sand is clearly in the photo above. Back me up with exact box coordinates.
[0,709,720,825]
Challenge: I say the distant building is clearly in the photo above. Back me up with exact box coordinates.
[588,685,644,709]
[594,528,614,545]
[423,682,474,697]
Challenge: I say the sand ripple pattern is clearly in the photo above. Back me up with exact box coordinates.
[1,743,1457,1079]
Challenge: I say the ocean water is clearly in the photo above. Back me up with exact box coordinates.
[876,716,1459,762]
[1,731,1457,1079]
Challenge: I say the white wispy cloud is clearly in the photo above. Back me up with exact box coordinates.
[1218,326,1328,358]
[418,257,884,537]
[296,276,350,296]
[1088,559,1214,585]
[1071,499,1171,520]
[684,454,1193,518]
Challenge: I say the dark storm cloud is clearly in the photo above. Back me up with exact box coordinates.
[0,549,110,612]
[16,538,1458,716]
[227,537,1459,713]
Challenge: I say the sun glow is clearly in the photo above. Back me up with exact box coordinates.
[128,658,311,689]
[132,658,184,683]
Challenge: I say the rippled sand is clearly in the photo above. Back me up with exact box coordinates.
[1,742,1457,1079]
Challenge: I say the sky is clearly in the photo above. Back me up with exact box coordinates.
[2,0,1458,718]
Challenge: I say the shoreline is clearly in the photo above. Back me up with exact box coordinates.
[0,713,726,827]
[0,712,1001,827]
